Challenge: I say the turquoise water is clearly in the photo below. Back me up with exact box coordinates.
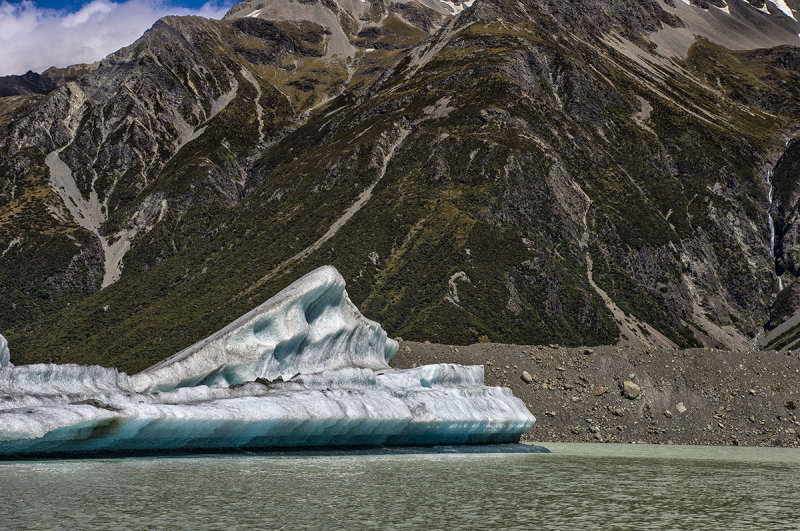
[1,443,799,530]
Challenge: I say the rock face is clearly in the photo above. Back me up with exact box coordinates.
[2,0,800,369]
[0,64,98,97]
[0,266,534,457]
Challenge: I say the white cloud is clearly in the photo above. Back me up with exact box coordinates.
[0,0,231,75]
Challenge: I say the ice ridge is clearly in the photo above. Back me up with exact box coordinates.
[132,266,397,392]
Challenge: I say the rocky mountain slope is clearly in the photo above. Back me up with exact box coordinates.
[1,0,799,371]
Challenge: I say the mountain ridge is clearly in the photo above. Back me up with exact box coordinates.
[1,0,800,370]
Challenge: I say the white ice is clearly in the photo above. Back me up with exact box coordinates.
[439,0,475,15]
[132,266,398,392]
[0,267,535,456]
[768,0,797,21]
[0,333,10,368]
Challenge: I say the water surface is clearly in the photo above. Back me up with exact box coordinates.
[2,443,799,530]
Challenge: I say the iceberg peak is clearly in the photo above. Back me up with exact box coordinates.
[133,266,397,392]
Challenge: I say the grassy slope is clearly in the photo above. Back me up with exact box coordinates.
[3,17,800,370]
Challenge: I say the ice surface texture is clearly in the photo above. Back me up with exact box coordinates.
[0,333,10,368]
[132,266,397,392]
[0,267,535,456]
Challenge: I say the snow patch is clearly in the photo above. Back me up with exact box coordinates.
[768,0,797,21]
[439,0,475,15]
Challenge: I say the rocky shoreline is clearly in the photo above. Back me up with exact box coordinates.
[391,342,800,447]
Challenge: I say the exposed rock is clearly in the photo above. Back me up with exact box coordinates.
[622,380,641,399]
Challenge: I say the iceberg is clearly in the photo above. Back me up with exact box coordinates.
[0,267,535,457]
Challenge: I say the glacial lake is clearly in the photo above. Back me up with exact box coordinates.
[1,443,799,530]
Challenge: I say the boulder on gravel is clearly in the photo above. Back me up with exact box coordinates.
[622,380,641,399]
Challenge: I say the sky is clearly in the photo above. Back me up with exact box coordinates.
[0,0,235,76]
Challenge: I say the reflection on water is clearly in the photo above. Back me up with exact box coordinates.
[1,443,799,530]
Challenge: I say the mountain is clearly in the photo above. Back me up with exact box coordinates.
[1,0,799,371]
[0,64,98,97]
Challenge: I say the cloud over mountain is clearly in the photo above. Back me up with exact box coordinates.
[0,0,230,75]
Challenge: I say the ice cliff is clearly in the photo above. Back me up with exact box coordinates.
[0,267,535,457]
[0,334,9,368]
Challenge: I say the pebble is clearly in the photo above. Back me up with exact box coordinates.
[622,380,641,400]
[676,402,687,414]
[594,385,609,396]
[521,371,533,383]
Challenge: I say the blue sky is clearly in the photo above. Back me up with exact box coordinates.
[0,0,235,75]
[15,0,215,8]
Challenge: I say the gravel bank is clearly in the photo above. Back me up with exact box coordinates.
[390,342,800,447]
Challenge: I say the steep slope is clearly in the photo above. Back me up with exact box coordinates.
[0,64,99,97]
[1,0,800,370]
[0,0,446,354]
